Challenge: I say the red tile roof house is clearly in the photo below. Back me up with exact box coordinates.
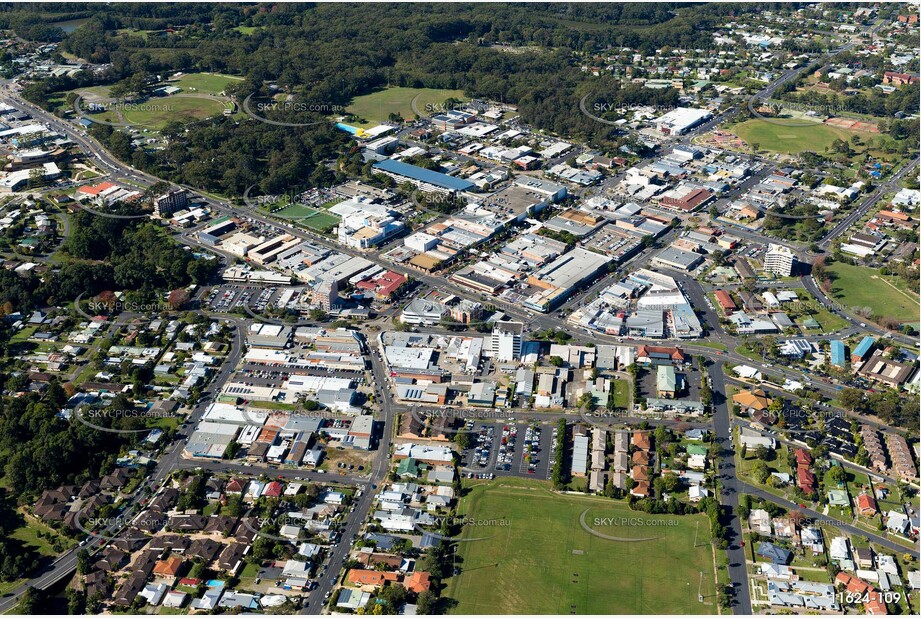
[796,467,816,495]
[856,493,878,517]
[262,481,283,498]
[405,571,431,593]
[346,569,400,590]
[632,431,651,451]
[793,448,816,494]
[225,478,246,494]
[836,572,888,615]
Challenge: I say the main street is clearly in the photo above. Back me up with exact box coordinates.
[301,338,397,614]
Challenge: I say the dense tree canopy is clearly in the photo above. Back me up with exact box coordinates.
[14,3,780,196]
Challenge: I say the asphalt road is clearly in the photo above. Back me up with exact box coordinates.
[738,482,915,556]
[300,337,396,614]
[709,362,752,615]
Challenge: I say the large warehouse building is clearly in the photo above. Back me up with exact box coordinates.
[372,159,475,194]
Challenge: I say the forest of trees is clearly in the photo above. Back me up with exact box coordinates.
[0,210,218,318]
[0,383,139,502]
[13,3,779,196]
[0,381,148,580]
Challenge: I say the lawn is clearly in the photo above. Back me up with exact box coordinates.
[735,344,764,363]
[792,306,849,334]
[268,203,318,218]
[611,378,631,408]
[346,86,466,127]
[268,203,341,233]
[299,212,340,233]
[121,95,229,129]
[170,72,244,95]
[9,326,37,343]
[446,478,717,615]
[731,119,859,155]
[826,262,919,322]
[734,440,792,500]
[11,512,75,558]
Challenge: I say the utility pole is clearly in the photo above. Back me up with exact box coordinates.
[698,570,704,603]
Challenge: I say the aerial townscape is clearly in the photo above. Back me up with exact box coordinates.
[0,1,918,616]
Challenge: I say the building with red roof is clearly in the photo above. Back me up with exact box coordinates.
[713,290,736,315]
[636,345,686,364]
[797,467,816,494]
[405,571,431,593]
[354,270,408,301]
[347,569,400,588]
[262,481,283,498]
[794,448,812,467]
[856,493,878,516]
[77,181,117,196]
[883,71,919,86]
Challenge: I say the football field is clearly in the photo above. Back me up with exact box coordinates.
[446,479,717,614]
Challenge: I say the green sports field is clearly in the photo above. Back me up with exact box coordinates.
[89,95,229,129]
[123,95,229,129]
[170,72,244,95]
[445,479,717,615]
[732,119,857,154]
[345,86,466,126]
[826,262,919,322]
[272,204,340,233]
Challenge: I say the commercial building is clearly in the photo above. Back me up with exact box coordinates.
[654,107,713,135]
[656,365,678,398]
[764,244,796,277]
[489,320,523,362]
[354,270,407,301]
[331,197,404,249]
[543,209,606,237]
[400,299,447,326]
[512,176,568,202]
[312,279,339,310]
[247,323,292,349]
[372,159,474,194]
[184,422,239,459]
[153,188,190,217]
[658,183,714,212]
[249,234,303,265]
[651,246,704,271]
[523,248,612,312]
[0,162,62,192]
